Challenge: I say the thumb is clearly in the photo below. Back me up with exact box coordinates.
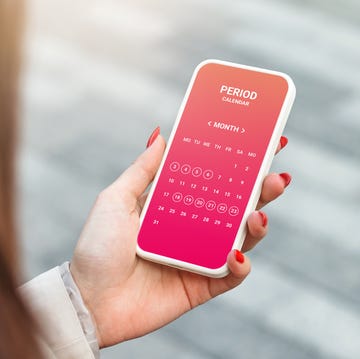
[109,135,166,200]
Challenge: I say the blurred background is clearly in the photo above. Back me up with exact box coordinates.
[19,0,360,358]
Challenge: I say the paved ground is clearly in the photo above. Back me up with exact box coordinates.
[20,0,360,358]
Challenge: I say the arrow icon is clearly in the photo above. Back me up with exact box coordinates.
[208,121,212,126]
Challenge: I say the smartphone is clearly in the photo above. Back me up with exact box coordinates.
[137,59,295,278]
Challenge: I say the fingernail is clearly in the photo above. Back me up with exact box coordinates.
[258,211,268,227]
[146,126,160,148]
[280,136,288,149]
[279,172,292,187]
[235,250,245,264]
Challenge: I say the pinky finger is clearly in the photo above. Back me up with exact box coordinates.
[223,250,252,290]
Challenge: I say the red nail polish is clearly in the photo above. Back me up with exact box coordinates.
[279,172,292,187]
[146,126,160,148]
[258,211,268,227]
[280,136,288,149]
[235,250,245,264]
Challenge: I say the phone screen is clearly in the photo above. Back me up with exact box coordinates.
[138,62,290,270]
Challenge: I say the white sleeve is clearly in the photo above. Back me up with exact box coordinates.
[19,266,99,359]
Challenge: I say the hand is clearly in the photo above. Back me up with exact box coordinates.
[70,132,291,348]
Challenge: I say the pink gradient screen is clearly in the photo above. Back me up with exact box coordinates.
[138,62,289,269]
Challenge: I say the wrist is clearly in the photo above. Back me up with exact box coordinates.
[60,262,101,356]
[68,261,109,349]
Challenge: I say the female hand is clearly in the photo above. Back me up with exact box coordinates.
[70,131,291,348]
